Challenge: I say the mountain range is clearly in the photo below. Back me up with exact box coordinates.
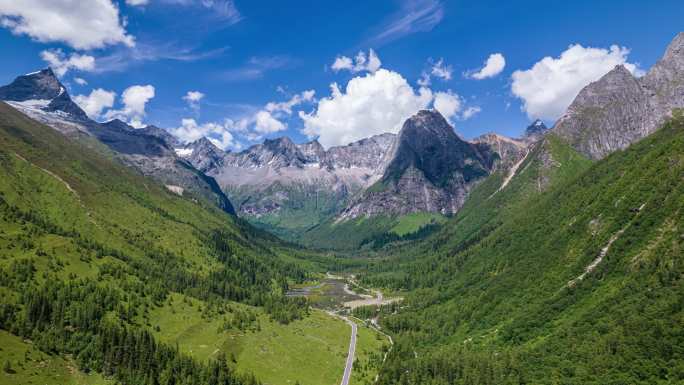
[1,33,683,246]
[0,68,235,214]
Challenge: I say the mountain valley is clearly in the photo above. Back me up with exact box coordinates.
[0,6,682,385]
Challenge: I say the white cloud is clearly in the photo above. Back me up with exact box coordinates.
[183,90,204,111]
[171,118,240,149]
[331,49,382,74]
[418,57,452,86]
[103,84,155,128]
[265,89,315,114]
[40,49,95,77]
[461,106,481,120]
[511,44,641,120]
[432,90,462,120]
[74,88,116,119]
[0,0,134,50]
[300,68,433,148]
[430,58,452,81]
[126,0,149,5]
[210,90,315,143]
[254,110,286,134]
[467,53,506,80]
[74,77,88,86]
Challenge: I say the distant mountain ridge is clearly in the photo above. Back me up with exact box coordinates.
[0,68,235,214]
[174,130,396,237]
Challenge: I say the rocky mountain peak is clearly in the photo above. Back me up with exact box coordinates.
[473,132,527,170]
[525,119,549,138]
[402,109,454,140]
[0,68,61,101]
[339,110,495,220]
[553,32,684,160]
[139,125,183,148]
[264,136,297,152]
[102,119,134,132]
[190,136,221,150]
[660,31,684,69]
[180,137,227,172]
[0,67,87,120]
[296,139,326,162]
[383,109,491,188]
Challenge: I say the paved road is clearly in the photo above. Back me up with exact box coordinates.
[340,317,357,385]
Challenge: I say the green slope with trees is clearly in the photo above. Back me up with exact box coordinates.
[356,114,684,384]
[0,102,361,385]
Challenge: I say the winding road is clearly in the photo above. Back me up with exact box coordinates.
[340,316,357,385]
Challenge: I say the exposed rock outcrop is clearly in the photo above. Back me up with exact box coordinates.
[338,110,496,219]
[554,32,684,159]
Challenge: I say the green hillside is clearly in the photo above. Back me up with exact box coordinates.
[358,115,684,384]
[0,102,369,385]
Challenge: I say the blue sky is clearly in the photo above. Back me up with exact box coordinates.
[1,0,683,150]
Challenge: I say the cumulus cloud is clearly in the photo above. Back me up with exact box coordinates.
[461,106,481,120]
[205,90,315,144]
[418,57,452,86]
[126,0,149,5]
[0,0,134,50]
[103,85,155,128]
[331,49,382,74]
[40,49,95,77]
[300,69,433,148]
[183,90,205,111]
[74,77,88,86]
[511,44,642,120]
[254,110,286,134]
[467,53,506,80]
[74,88,116,119]
[432,90,463,121]
[171,118,240,149]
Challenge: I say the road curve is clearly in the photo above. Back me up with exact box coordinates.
[340,316,357,385]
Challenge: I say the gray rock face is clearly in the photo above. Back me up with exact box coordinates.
[524,119,549,139]
[473,133,528,170]
[324,133,396,170]
[139,125,183,148]
[554,32,684,159]
[0,68,88,120]
[339,110,496,220]
[181,137,227,173]
[0,69,234,214]
[179,132,397,220]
